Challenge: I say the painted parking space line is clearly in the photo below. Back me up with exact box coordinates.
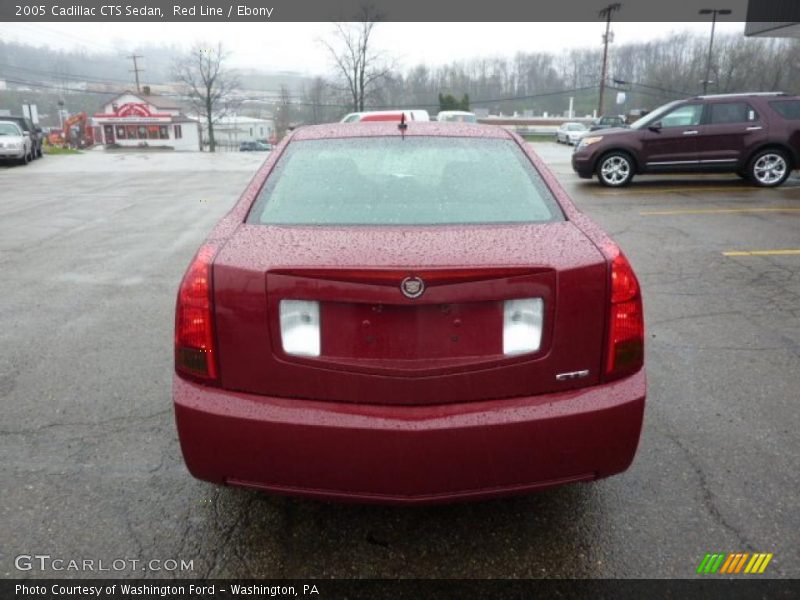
[594,186,756,196]
[723,249,800,257]
[641,208,800,216]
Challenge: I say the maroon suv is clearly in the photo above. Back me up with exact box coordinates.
[572,92,800,187]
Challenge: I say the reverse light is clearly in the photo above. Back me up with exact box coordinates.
[175,244,218,381]
[604,246,644,381]
[503,298,544,356]
[280,300,321,357]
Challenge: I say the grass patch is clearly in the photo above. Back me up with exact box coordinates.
[43,146,81,155]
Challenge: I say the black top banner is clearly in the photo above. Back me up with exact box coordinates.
[2,0,793,22]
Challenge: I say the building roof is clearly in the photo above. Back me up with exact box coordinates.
[106,90,182,110]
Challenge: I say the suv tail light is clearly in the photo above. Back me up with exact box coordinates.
[604,245,644,381]
[175,244,218,382]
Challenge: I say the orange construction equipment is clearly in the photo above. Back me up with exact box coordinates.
[59,112,95,148]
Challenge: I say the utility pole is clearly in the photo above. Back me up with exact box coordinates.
[699,8,731,95]
[127,54,144,92]
[598,3,621,118]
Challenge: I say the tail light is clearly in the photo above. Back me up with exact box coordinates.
[604,245,644,381]
[175,244,218,382]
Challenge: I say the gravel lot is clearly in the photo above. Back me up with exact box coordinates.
[1,145,798,579]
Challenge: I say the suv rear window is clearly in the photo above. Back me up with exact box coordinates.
[708,102,758,124]
[769,100,800,120]
[248,137,564,226]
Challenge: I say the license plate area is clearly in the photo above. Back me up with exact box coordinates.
[321,301,503,360]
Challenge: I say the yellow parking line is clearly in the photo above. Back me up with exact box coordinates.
[723,249,800,257]
[641,208,800,216]
[596,186,755,196]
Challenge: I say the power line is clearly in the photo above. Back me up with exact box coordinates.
[0,77,121,96]
[4,69,602,110]
[6,23,119,54]
[611,79,693,98]
[0,61,140,86]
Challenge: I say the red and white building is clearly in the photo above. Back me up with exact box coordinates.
[93,91,200,151]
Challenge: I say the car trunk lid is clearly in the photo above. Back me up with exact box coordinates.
[213,222,608,405]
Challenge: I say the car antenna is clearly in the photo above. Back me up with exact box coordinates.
[398,113,408,139]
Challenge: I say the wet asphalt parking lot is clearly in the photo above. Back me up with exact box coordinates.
[1,143,798,579]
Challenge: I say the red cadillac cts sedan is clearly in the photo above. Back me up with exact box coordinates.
[173,122,646,504]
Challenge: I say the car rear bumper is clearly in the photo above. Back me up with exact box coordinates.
[174,370,645,505]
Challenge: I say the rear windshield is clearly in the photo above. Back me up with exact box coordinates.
[248,137,564,226]
[769,100,800,120]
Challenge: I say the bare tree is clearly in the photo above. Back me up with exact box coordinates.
[321,3,394,112]
[174,42,238,152]
[303,76,329,124]
[275,85,292,140]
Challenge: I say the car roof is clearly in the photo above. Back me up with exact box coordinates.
[291,122,514,141]
[0,120,23,129]
[694,92,790,100]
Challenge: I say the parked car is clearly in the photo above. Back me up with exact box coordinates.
[572,92,800,187]
[436,111,478,123]
[3,116,43,158]
[239,141,272,152]
[341,110,430,123]
[590,115,627,131]
[0,120,34,165]
[173,122,646,504]
[556,122,589,145]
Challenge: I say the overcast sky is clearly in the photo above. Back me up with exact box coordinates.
[0,21,746,75]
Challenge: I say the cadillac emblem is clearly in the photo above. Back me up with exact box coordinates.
[400,276,425,299]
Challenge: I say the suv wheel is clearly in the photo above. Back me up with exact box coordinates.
[597,152,634,187]
[747,150,790,187]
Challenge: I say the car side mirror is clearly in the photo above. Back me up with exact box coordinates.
[23,131,31,137]
[648,121,662,132]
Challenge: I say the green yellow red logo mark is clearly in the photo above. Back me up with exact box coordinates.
[697,553,773,574]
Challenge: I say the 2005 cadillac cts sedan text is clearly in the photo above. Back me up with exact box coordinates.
[173,122,646,504]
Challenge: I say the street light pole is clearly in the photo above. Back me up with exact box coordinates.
[598,3,622,118]
[699,8,732,95]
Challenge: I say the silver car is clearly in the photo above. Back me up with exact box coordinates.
[556,122,589,145]
[0,120,34,165]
